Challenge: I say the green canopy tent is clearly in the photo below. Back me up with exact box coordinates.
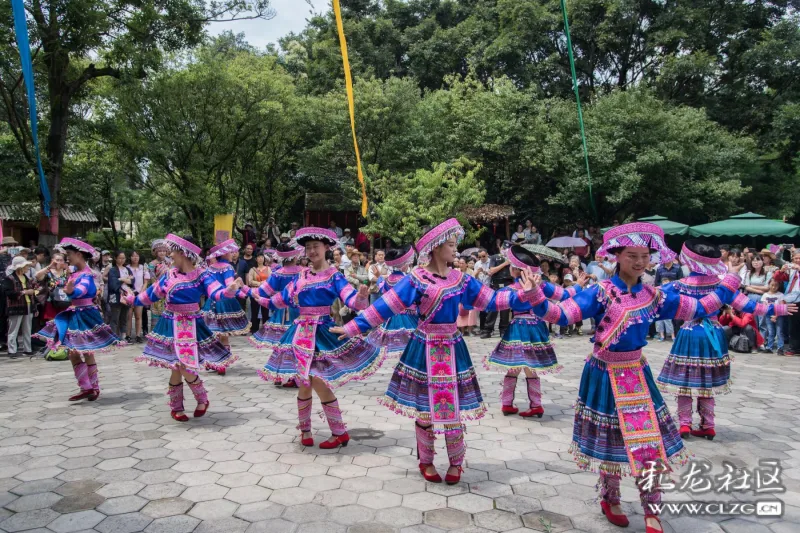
[602,215,689,235]
[688,213,800,238]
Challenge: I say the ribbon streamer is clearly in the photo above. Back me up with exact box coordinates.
[333,0,368,217]
[560,0,596,220]
[11,0,51,217]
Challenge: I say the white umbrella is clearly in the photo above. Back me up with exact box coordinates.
[546,236,588,248]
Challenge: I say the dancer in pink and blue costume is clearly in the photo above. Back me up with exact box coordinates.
[486,245,584,418]
[521,223,789,533]
[334,219,540,485]
[367,245,418,358]
[249,243,304,350]
[247,227,379,449]
[36,238,123,402]
[657,240,788,441]
[123,234,242,422]
[202,239,250,343]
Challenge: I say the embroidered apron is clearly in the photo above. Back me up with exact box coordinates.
[414,270,465,429]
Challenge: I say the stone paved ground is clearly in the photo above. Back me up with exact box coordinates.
[1,331,799,533]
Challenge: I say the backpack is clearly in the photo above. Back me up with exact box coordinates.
[728,334,751,354]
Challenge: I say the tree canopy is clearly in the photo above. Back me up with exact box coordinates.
[1,0,798,247]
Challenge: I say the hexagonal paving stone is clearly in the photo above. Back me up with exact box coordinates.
[141,497,194,518]
[97,480,145,498]
[259,473,302,490]
[143,514,201,533]
[180,483,229,503]
[96,512,154,533]
[194,517,250,533]
[188,498,240,520]
[139,482,187,500]
[97,495,149,515]
[268,486,317,506]
[15,466,64,481]
[10,478,64,496]
[473,509,523,531]
[340,477,383,493]
[176,470,221,487]
[329,504,375,525]
[246,518,298,533]
[494,494,543,515]
[375,506,424,528]
[219,471,262,488]
[425,507,475,530]
[48,510,105,533]
[521,510,574,532]
[138,469,182,485]
[51,492,106,513]
[349,524,395,533]
[5,491,62,512]
[54,479,104,497]
[357,490,403,510]
[298,475,342,492]
[447,493,494,513]
[312,489,359,507]
[402,492,448,512]
[283,503,329,523]
[296,522,346,533]
[225,485,273,504]
[172,459,214,473]
[0,508,60,532]
[327,464,368,479]
[234,501,286,522]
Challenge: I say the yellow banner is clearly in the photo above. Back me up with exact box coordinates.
[333,0,368,217]
[214,214,234,244]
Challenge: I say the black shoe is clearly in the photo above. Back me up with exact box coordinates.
[764,349,774,354]
[135,336,143,344]
[479,332,491,339]
[757,347,768,353]
[8,353,20,359]
[23,351,34,356]
[778,349,785,356]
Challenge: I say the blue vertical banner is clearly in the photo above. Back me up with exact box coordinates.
[11,0,51,217]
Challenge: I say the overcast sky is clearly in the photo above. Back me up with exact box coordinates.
[207,0,328,49]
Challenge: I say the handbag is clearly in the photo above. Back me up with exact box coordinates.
[728,333,751,354]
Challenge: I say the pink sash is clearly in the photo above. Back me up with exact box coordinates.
[420,323,460,427]
[603,350,668,476]
[292,316,324,386]
[174,315,200,370]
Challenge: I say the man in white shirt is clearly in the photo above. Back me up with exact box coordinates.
[473,250,491,286]
[329,220,344,238]
[368,250,389,304]
[340,228,354,247]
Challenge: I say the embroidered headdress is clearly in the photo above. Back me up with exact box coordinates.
[151,239,169,253]
[295,227,338,246]
[385,245,415,269]
[598,222,676,263]
[415,218,465,264]
[206,238,239,260]
[60,238,97,258]
[274,243,304,262]
[679,239,726,276]
[506,245,541,274]
[165,234,202,261]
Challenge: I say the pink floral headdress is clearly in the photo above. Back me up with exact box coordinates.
[598,222,676,263]
[416,219,465,264]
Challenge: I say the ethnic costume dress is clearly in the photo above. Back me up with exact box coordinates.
[130,267,240,374]
[655,243,789,438]
[486,281,578,374]
[366,272,418,357]
[254,266,380,389]
[36,267,122,355]
[526,272,742,514]
[343,267,537,431]
[202,259,250,336]
[249,265,303,348]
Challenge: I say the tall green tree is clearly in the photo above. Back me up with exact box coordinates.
[0,0,273,244]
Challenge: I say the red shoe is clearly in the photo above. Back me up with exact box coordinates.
[600,500,630,527]
[519,406,544,418]
[171,411,189,422]
[283,379,298,388]
[645,514,662,533]
[501,405,519,415]
[418,463,442,483]
[69,390,94,402]
[194,402,209,418]
[679,425,692,438]
[690,427,715,440]
[217,368,226,376]
[319,433,350,449]
[301,433,314,447]
[444,465,463,485]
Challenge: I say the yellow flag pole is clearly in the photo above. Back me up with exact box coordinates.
[333,0,368,217]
